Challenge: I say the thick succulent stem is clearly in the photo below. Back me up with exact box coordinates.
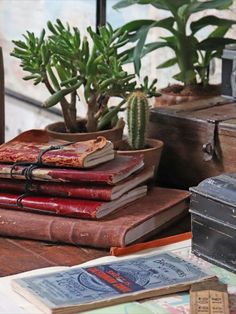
[86,95,99,132]
[127,91,149,150]
[60,98,77,133]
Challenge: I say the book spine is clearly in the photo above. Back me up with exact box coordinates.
[0,208,123,248]
[0,180,113,201]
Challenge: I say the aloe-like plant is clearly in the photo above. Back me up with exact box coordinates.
[11,19,157,133]
[127,90,149,150]
[114,0,236,87]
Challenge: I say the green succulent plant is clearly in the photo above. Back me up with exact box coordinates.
[11,19,158,133]
[114,0,236,87]
[127,90,149,150]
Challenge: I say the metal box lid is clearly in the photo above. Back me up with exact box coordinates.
[190,173,236,208]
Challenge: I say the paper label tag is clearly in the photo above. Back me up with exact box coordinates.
[190,281,230,314]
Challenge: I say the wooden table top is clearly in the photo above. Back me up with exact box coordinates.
[0,237,109,277]
[0,215,190,277]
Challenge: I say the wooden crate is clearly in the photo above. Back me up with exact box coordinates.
[148,96,236,189]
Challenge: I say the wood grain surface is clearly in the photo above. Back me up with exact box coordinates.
[0,238,109,277]
[149,98,236,189]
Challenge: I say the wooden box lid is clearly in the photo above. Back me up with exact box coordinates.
[150,96,236,137]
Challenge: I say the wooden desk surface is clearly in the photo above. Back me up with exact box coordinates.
[0,215,190,277]
[0,237,109,277]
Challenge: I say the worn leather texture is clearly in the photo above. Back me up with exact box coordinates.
[0,188,190,248]
[0,155,143,184]
[0,129,110,168]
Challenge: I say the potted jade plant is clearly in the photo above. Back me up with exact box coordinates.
[114,0,236,106]
[115,86,164,177]
[11,19,139,142]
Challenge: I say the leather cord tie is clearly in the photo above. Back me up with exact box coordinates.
[10,142,74,181]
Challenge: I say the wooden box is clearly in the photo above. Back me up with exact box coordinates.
[189,173,236,273]
[148,97,236,189]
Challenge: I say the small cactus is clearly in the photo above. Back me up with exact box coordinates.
[127,91,149,150]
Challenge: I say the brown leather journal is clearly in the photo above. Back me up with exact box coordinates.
[0,187,190,248]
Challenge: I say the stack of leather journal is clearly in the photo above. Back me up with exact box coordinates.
[0,129,190,248]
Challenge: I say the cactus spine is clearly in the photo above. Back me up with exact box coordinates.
[127,91,149,150]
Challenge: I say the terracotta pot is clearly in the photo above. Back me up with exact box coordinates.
[114,138,164,178]
[155,93,203,106]
[45,120,124,143]
[155,84,221,107]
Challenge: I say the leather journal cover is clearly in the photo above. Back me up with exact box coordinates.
[0,155,144,184]
[0,186,147,219]
[0,188,190,248]
[0,129,114,168]
[0,167,152,201]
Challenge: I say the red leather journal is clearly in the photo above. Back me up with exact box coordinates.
[0,167,152,201]
[0,129,114,168]
[0,155,143,184]
[0,186,147,219]
[0,188,190,248]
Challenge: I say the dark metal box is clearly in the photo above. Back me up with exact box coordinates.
[190,173,236,273]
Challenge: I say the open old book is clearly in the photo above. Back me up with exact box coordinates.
[1,239,236,314]
[11,251,213,314]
